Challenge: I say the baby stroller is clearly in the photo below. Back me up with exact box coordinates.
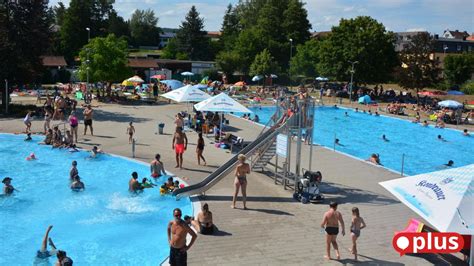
[293,170,324,204]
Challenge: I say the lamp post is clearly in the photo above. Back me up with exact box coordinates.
[348,60,359,104]
[85,27,90,104]
[289,38,293,88]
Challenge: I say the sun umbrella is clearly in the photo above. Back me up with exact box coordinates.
[127,75,144,83]
[270,74,278,78]
[379,164,474,235]
[252,75,263,82]
[438,100,463,109]
[358,95,371,104]
[181,71,194,76]
[447,90,465,95]
[194,93,252,140]
[315,76,329,81]
[234,81,246,87]
[151,74,166,80]
[191,84,208,90]
[121,80,134,86]
[160,80,184,90]
[161,85,210,103]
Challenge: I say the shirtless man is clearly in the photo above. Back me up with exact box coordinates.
[192,203,214,235]
[128,172,142,193]
[2,177,15,195]
[167,208,197,266]
[232,154,250,209]
[150,154,166,178]
[172,127,188,169]
[83,105,94,135]
[321,202,345,260]
[174,114,184,129]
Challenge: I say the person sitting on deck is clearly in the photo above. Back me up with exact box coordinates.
[191,203,216,235]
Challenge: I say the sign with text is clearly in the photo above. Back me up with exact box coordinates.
[276,134,288,158]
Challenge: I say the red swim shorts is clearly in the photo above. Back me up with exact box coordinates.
[151,172,159,178]
[175,144,185,154]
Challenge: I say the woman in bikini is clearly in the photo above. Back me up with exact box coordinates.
[232,154,250,209]
[196,133,206,165]
[68,111,78,143]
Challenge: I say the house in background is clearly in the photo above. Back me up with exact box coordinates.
[442,29,470,40]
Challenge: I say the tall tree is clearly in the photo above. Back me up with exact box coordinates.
[78,34,131,82]
[283,0,311,45]
[129,9,160,47]
[250,49,279,88]
[60,0,115,62]
[220,4,240,51]
[397,32,441,98]
[161,37,178,59]
[0,0,52,83]
[290,39,320,78]
[216,51,243,77]
[53,1,66,26]
[175,6,209,60]
[444,53,474,86]
[107,10,130,41]
[317,16,398,84]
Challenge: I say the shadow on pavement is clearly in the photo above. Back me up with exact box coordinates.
[245,207,294,216]
[322,182,400,206]
[357,254,404,265]
[91,109,152,123]
[213,229,232,237]
[201,195,296,203]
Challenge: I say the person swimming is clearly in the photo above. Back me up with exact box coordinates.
[437,135,446,142]
[375,112,379,116]
[444,160,454,167]
[70,176,85,191]
[355,108,358,112]
[368,110,372,115]
[463,129,470,136]
[90,146,103,158]
[25,133,32,141]
[367,154,382,165]
[334,138,344,146]
[422,120,428,127]
[382,135,389,142]
[2,177,15,196]
[345,112,349,117]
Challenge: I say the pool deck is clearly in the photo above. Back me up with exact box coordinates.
[0,101,463,265]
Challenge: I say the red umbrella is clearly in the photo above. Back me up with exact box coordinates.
[151,74,166,80]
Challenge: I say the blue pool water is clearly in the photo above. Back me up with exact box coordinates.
[244,106,474,175]
[0,134,192,265]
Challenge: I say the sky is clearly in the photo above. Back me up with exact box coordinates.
[50,0,473,34]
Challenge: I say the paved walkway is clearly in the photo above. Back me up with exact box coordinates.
[0,101,459,265]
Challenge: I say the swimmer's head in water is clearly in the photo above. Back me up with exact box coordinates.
[132,172,138,179]
[438,135,442,139]
[464,129,468,133]
[167,177,173,182]
[447,160,454,166]
[72,160,77,166]
[2,177,12,184]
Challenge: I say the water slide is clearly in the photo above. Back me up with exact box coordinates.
[173,127,280,199]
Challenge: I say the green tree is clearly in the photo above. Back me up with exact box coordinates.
[317,16,398,84]
[175,6,209,60]
[129,9,160,47]
[216,50,243,76]
[161,37,178,59]
[397,32,441,99]
[107,10,130,41]
[78,34,131,83]
[60,0,115,62]
[53,1,67,26]
[220,4,240,51]
[250,49,279,88]
[444,53,474,86]
[283,0,311,45]
[290,39,320,78]
[0,0,52,83]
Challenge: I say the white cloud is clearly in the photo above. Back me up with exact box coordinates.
[406,28,427,32]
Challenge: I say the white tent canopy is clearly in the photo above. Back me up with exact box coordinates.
[161,85,210,103]
[194,92,252,113]
[127,75,144,83]
[380,164,474,235]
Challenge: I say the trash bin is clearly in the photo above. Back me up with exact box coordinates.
[158,123,165,135]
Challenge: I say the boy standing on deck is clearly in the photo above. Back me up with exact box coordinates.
[172,127,188,169]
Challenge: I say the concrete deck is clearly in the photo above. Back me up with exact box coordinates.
[0,101,461,265]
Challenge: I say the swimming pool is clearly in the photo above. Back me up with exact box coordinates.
[0,134,192,265]
[244,106,474,175]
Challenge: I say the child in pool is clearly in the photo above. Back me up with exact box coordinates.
[141,178,156,189]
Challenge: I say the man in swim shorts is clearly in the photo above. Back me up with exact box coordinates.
[172,127,188,169]
[150,154,166,178]
[321,202,345,260]
[36,225,58,259]
[167,208,197,266]
[83,105,94,136]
